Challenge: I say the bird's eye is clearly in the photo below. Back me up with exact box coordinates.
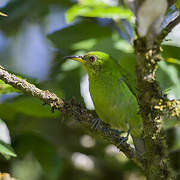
[89,56,96,62]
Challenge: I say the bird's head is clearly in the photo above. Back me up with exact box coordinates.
[65,51,110,73]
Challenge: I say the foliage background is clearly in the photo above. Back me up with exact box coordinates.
[0,0,180,179]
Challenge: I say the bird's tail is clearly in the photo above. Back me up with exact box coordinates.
[132,136,145,156]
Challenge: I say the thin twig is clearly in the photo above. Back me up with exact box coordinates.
[0,66,141,163]
[156,15,180,46]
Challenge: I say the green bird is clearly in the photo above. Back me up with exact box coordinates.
[66,51,143,151]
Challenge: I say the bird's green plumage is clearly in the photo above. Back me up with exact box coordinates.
[69,51,142,137]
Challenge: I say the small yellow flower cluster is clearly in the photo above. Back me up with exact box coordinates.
[154,99,165,111]
[154,99,180,117]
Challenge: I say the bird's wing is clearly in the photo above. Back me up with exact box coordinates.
[118,64,138,97]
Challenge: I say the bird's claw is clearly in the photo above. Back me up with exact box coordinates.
[90,119,130,145]
[91,118,102,130]
[119,129,130,144]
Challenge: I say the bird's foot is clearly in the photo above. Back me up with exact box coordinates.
[91,118,102,130]
[108,128,124,136]
[119,129,130,144]
[90,119,130,145]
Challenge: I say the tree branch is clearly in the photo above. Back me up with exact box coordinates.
[156,15,180,46]
[134,39,173,178]
[134,5,180,178]
[0,65,143,165]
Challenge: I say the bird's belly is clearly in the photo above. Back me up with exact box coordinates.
[89,78,132,131]
[96,102,128,131]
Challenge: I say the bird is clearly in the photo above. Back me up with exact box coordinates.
[65,51,144,152]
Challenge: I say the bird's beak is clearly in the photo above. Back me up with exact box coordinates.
[64,55,86,64]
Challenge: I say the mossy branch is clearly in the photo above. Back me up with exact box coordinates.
[134,41,171,179]
[134,12,180,180]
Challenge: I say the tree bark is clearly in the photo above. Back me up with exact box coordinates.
[134,39,173,179]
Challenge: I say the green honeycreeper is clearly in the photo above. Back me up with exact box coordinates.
[66,51,143,150]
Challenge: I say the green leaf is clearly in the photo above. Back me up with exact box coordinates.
[0,80,19,94]
[66,4,132,23]
[71,38,97,51]
[0,95,59,118]
[157,60,180,99]
[161,45,180,60]
[165,57,180,65]
[0,0,49,35]
[176,0,180,13]
[0,140,16,159]
[157,45,180,98]
[0,12,7,16]
[77,0,107,6]
[163,116,180,130]
[48,21,112,52]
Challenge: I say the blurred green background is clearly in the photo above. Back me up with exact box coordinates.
[0,0,180,179]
